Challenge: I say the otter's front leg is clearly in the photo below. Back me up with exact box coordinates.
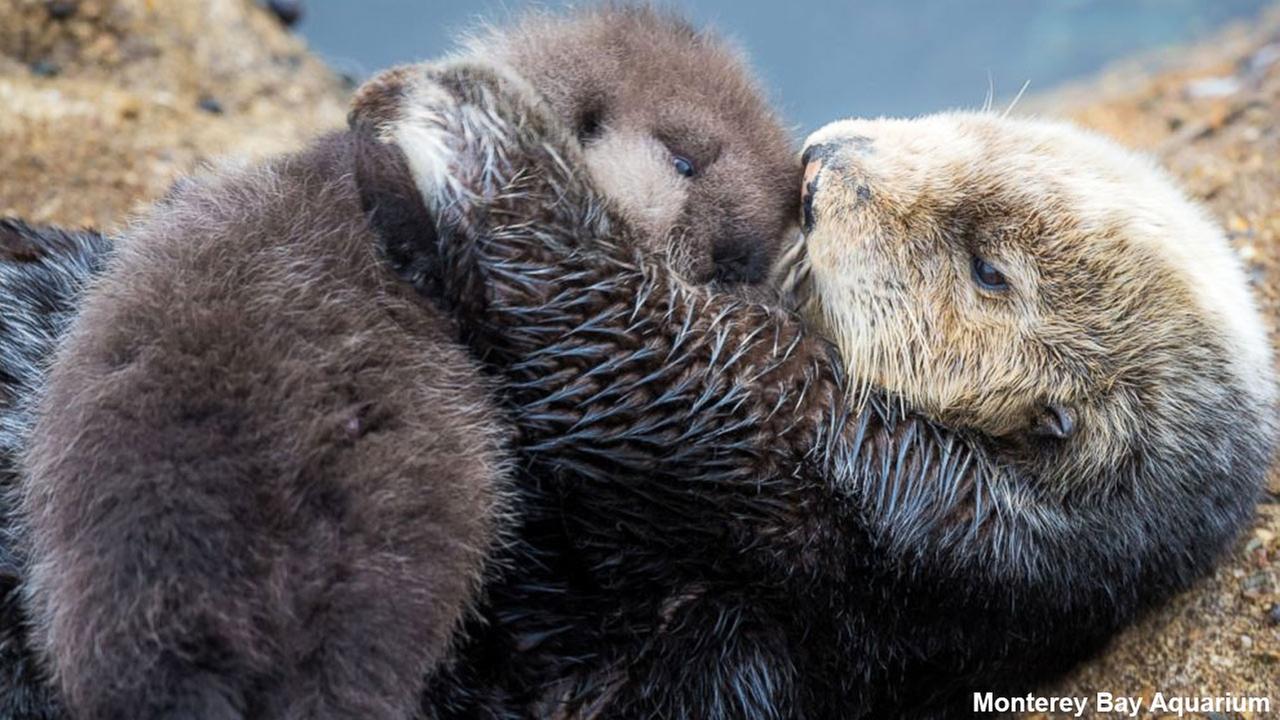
[355,63,836,718]
[350,61,620,353]
[354,60,846,543]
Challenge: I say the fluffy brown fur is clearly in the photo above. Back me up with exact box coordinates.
[22,132,510,719]
[472,5,796,284]
[10,6,796,719]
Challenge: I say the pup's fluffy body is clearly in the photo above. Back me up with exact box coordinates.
[354,67,1276,718]
[24,134,510,719]
[6,7,795,719]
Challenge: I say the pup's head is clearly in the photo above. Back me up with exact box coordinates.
[466,5,798,285]
[794,113,1275,482]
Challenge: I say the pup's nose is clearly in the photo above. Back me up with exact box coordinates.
[711,237,768,285]
[800,143,836,232]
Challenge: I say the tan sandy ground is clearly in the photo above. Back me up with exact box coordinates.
[0,0,347,228]
[0,1,1277,717]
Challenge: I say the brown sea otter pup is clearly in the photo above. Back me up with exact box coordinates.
[4,7,795,720]
[345,65,1277,718]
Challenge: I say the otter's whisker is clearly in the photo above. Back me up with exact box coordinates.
[1003,79,1031,118]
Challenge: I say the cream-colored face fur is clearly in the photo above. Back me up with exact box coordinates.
[580,128,688,247]
[796,112,1274,474]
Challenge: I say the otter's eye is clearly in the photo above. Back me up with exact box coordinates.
[672,155,696,178]
[577,108,604,143]
[971,256,1009,291]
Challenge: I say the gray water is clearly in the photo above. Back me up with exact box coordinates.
[298,0,1271,135]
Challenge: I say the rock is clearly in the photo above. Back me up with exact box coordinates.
[28,58,59,77]
[1185,75,1242,99]
[44,0,77,21]
[197,95,225,115]
[0,0,347,228]
[1247,43,1280,76]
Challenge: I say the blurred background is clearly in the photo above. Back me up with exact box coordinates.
[297,0,1270,133]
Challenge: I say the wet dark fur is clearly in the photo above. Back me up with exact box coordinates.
[1,7,797,718]
[361,65,1274,719]
[0,220,107,720]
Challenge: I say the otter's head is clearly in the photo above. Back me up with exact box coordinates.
[795,113,1276,484]
[468,6,798,286]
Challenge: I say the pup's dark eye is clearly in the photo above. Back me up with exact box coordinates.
[971,256,1009,291]
[577,108,604,143]
[672,155,696,178]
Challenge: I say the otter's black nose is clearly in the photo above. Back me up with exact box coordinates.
[801,143,836,233]
[801,182,818,233]
[800,142,839,168]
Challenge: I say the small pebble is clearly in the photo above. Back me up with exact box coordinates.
[266,0,304,27]
[1239,634,1253,650]
[1185,76,1241,99]
[30,59,60,77]
[1249,43,1280,75]
[1241,571,1269,593]
[45,0,78,20]
[197,96,224,115]
[119,99,141,121]
[1268,603,1280,625]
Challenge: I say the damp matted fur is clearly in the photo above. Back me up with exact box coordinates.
[360,63,1276,719]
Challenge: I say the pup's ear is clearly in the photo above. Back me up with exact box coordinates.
[350,68,439,296]
[348,64,419,135]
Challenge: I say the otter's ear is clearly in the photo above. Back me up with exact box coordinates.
[351,121,439,296]
[1031,403,1076,440]
[348,64,418,133]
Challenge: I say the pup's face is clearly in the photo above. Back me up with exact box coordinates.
[795,113,1272,476]
[481,7,798,286]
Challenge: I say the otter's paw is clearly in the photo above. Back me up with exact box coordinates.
[351,60,620,315]
[352,61,596,234]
